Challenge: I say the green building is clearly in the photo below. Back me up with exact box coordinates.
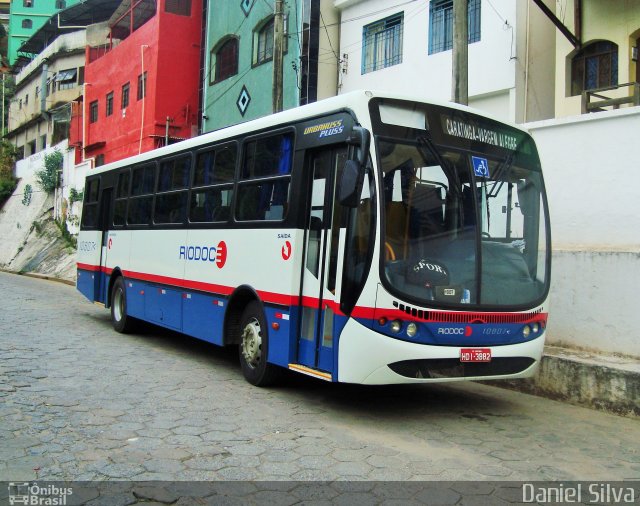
[8,0,80,65]
[203,0,339,132]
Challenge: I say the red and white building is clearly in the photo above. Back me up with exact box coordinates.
[70,0,203,167]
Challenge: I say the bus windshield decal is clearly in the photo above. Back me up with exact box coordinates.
[441,115,519,151]
[472,156,490,178]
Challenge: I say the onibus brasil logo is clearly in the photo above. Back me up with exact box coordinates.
[8,483,73,505]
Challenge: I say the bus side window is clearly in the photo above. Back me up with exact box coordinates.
[81,178,100,229]
[190,187,233,223]
[113,169,130,226]
[236,132,292,222]
[129,164,156,225]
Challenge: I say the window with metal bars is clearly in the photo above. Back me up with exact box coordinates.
[122,82,130,108]
[361,13,404,74]
[106,91,114,116]
[165,0,190,16]
[256,18,274,65]
[89,100,98,123]
[428,0,481,55]
[570,41,618,96]
[137,72,147,101]
[212,37,238,84]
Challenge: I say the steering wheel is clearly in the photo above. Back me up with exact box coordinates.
[385,242,396,261]
[482,232,491,238]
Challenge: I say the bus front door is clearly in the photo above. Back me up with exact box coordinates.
[298,147,348,374]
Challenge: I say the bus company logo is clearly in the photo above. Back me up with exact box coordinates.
[179,241,227,268]
[281,240,292,260]
[303,119,344,138]
[8,482,73,505]
[437,326,473,336]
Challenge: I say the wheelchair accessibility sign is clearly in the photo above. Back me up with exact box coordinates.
[472,156,490,178]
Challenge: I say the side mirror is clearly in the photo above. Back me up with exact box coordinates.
[339,159,364,207]
[339,126,370,208]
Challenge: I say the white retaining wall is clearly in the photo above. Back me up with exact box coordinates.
[526,108,640,357]
[0,142,85,266]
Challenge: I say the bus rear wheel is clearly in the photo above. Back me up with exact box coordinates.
[111,277,136,333]
[238,301,280,386]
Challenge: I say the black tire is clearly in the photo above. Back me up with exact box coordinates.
[110,277,136,333]
[238,301,281,386]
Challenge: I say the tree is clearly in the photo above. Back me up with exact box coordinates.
[35,149,64,193]
[0,139,17,207]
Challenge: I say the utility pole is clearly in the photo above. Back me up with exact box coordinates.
[451,0,468,105]
[272,0,284,113]
[1,73,5,136]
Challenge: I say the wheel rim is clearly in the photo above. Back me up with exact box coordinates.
[113,287,124,322]
[241,317,262,369]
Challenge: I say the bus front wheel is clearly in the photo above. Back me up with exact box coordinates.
[238,302,280,386]
[111,277,135,334]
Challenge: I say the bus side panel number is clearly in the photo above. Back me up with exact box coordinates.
[460,348,492,363]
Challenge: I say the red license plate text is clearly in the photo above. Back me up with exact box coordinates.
[460,348,492,362]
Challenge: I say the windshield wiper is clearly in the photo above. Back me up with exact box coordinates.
[417,134,462,197]
[486,137,527,197]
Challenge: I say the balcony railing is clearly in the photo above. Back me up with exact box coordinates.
[582,82,640,113]
[88,44,113,64]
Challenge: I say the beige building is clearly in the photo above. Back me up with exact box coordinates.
[554,0,640,117]
[7,31,86,160]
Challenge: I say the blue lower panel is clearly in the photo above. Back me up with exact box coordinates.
[77,269,98,302]
[145,286,182,330]
[111,278,298,368]
[125,280,146,320]
[263,307,294,368]
[182,292,225,345]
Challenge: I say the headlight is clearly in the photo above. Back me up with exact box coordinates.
[406,322,417,337]
[523,325,531,338]
[531,322,540,333]
[390,320,402,333]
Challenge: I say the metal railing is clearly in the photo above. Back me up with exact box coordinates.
[582,82,640,113]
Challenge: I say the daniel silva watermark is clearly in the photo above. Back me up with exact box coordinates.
[523,483,637,504]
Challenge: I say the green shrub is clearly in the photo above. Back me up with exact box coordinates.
[35,150,64,193]
[69,187,83,204]
[55,218,77,249]
[0,175,17,206]
[22,183,32,206]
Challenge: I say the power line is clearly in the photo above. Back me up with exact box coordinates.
[204,65,255,110]
[205,0,420,114]
[319,10,339,62]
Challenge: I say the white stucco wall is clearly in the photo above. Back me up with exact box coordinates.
[13,140,85,234]
[335,0,519,121]
[526,108,640,357]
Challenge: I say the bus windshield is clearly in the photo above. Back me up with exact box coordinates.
[377,112,549,309]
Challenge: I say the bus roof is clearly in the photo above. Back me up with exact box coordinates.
[87,89,530,176]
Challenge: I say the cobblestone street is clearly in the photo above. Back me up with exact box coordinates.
[1,272,639,485]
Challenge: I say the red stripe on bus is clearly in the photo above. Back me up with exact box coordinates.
[77,263,546,324]
[77,263,113,275]
[77,262,101,272]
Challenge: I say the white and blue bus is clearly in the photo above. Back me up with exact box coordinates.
[77,90,551,386]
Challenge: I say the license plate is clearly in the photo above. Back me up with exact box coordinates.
[460,348,492,362]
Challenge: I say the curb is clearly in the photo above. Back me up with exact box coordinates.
[491,346,640,418]
[0,268,76,287]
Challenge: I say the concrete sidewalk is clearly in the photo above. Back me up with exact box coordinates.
[496,345,640,418]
